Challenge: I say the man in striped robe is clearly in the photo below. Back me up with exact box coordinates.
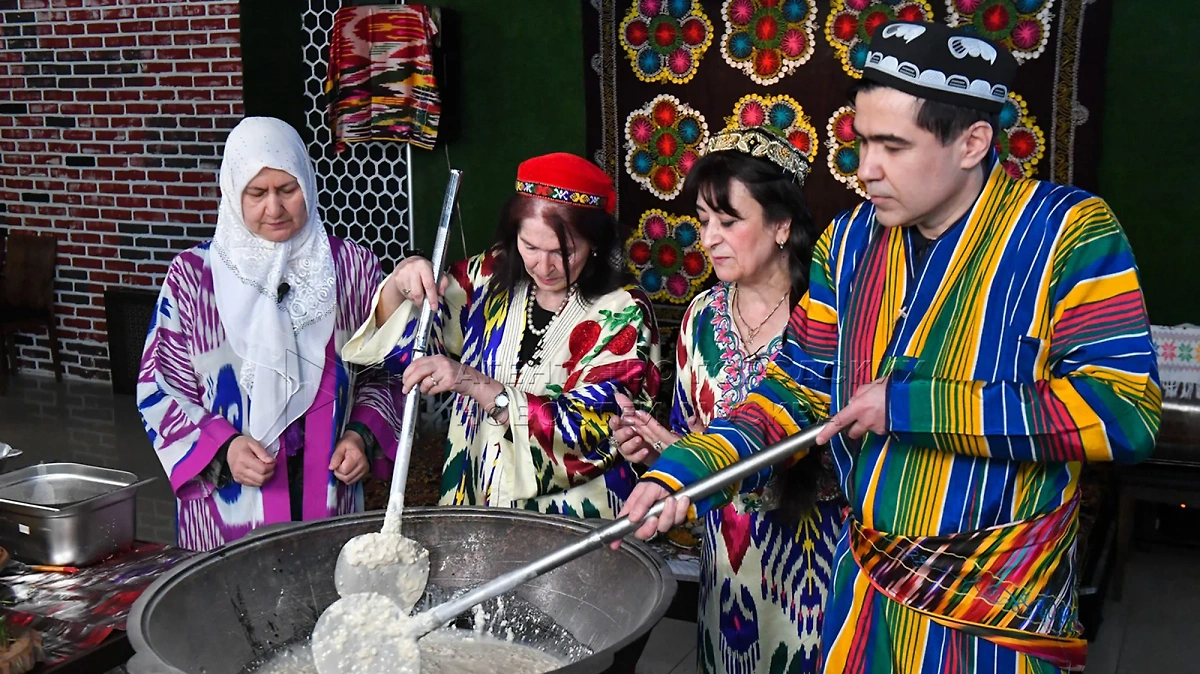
[622,21,1161,674]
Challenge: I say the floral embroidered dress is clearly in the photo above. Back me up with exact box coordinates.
[343,248,661,518]
[138,236,404,551]
[672,283,842,674]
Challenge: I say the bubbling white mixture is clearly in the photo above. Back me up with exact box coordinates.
[334,533,430,612]
[249,631,564,674]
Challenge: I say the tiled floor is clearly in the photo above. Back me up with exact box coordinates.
[2,373,1198,673]
[0,374,177,544]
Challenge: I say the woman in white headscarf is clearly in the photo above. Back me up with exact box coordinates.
[137,117,403,551]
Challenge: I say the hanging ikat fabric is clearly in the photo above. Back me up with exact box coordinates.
[326,4,442,151]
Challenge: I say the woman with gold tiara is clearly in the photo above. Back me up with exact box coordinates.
[612,109,844,674]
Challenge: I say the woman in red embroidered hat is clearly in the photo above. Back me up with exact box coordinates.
[343,152,661,518]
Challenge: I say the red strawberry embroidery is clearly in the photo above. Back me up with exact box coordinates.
[569,321,602,363]
[605,325,638,356]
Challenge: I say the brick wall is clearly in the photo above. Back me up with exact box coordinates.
[0,0,243,380]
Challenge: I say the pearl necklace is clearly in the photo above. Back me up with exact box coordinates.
[526,285,575,337]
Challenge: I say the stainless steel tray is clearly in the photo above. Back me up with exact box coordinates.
[0,463,152,516]
[0,463,155,565]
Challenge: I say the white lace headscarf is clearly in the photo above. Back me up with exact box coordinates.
[211,117,336,453]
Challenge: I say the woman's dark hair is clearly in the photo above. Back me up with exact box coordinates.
[490,194,632,302]
[851,79,1000,146]
[680,151,816,308]
[680,150,827,523]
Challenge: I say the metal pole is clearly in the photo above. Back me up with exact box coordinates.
[412,422,827,634]
[381,169,462,535]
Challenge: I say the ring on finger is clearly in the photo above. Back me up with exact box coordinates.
[653,440,664,452]
[401,287,411,297]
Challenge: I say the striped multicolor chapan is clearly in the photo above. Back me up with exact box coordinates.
[326,5,441,151]
[645,155,1161,673]
[343,248,661,519]
[849,496,1085,670]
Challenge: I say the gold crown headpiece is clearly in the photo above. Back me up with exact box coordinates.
[701,95,817,186]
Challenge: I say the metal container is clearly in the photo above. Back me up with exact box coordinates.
[0,442,22,473]
[0,463,152,565]
[1154,398,1200,467]
[127,508,677,674]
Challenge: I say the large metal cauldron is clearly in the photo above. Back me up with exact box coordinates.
[126,507,676,674]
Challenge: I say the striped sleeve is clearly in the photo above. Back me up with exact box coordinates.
[643,224,840,516]
[887,198,1162,463]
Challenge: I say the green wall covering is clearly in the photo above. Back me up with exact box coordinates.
[1097,3,1198,325]
[408,0,587,257]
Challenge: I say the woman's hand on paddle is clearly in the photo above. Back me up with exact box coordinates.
[330,430,369,485]
[609,482,690,550]
[384,256,450,314]
[228,435,275,487]
[402,354,491,399]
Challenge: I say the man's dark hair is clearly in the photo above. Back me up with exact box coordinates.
[851,79,1000,146]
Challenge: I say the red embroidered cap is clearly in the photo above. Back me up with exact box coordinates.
[515,152,616,215]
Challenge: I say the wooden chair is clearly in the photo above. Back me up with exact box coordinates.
[0,234,62,393]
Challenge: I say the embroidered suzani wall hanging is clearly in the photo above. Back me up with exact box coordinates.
[586,0,1114,321]
[720,0,819,85]
[626,209,713,303]
[620,0,714,84]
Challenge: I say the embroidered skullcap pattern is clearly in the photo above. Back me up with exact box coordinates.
[862,20,1019,112]
[703,94,816,183]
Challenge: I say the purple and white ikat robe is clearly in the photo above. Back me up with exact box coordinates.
[137,236,403,551]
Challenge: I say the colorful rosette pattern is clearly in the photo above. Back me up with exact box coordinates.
[626,209,712,304]
[995,92,1045,179]
[946,0,1055,63]
[825,106,867,197]
[620,0,714,84]
[726,93,819,163]
[625,95,710,200]
[719,0,817,86]
[824,0,934,78]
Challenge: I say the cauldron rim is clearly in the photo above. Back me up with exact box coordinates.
[128,506,678,674]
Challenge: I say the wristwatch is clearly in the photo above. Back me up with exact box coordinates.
[488,391,510,420]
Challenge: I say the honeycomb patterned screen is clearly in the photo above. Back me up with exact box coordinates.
[301,0,415,273]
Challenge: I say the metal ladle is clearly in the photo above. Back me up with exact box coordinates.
[328,169,463,614]
[312,422,829,674]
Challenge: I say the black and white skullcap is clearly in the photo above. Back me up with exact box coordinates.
[862,21,1018,113]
